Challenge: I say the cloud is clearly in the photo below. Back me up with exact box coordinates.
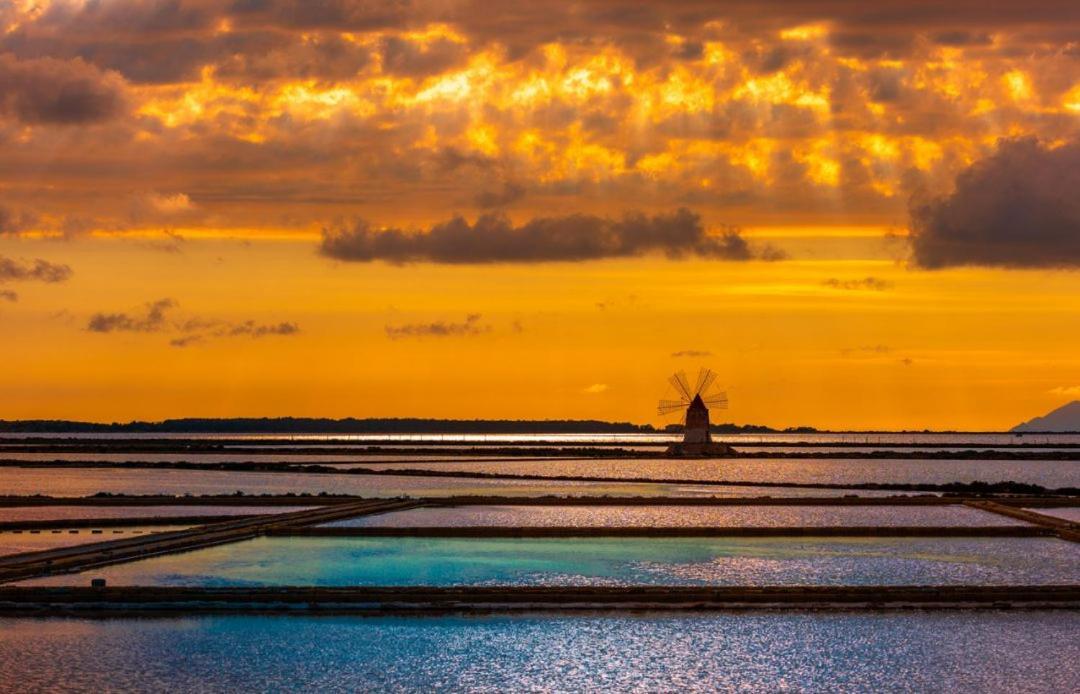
[822,277,893,291]
[129,191,203,226]
[143,192,195,215]
[228,0,415,31]
[0,290,17,302]
[0,257,73,284]
[379,35,469,77]
[322,209,780,264]
[142,230,188,254]
[671,349,712,358]
[909,138,1080,269]
[0,205,37,235]
[930,31,993,47]
[0,53,128,124]
[840,345,892,357]
[87,298,177,333]
[87,298,300,346]
[473,182,526,209]
[226,320,301,338]
[3,1,1079,238]
[385,313,491,339]
[582,383,608,394]
[168,321,300,346]
[1049,385,1080,398]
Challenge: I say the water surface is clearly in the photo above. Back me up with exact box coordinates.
[328,504,1024,528]
[356,457,1080,488]
[1026,507,1080,523]
[0,467,897,499]
[0,613,1076,692]
[21,536,1078,587]
[1,526,192,557]
[0,505,312,522]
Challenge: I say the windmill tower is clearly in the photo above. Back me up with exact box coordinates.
[658,369,732,457]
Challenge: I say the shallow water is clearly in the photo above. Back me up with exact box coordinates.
[326,504,1026,528]
[0,452,550,463]
[0,505,313,522]
[22,536,1078,587]
[0,612,1074,692]
[3,454,1077,488]
[0,526,192,557]
[0,467,899,499]
[356,457,1080,488]
[1,613,1077,693]
[1026,507,1080,523]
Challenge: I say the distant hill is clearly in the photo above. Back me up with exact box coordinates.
[1012,401,1080,432]
[0,417,815,435]
[0,417,655,434]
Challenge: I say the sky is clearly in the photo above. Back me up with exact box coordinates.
[1,0,1079,430]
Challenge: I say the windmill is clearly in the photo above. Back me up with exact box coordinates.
[658,368,731,456]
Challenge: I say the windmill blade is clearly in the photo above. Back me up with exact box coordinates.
[702,392,728,409]
[694,368,718,397]
[658,399,687,415]
[669,371,693,402]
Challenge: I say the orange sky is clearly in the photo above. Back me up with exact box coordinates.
[1,1,1079,429]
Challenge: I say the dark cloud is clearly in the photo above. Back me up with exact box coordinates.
[321,209,779,264]
[3,22,371,84]
[385,313,491,340]
[0,289,17,302]
[141,231,188,254]
[169,321,299,347]
[930,30,993,46]
[0,205,37,235]
[0,53,128,124]
[823,277,893,291]
[434,147,497,172]
[909,138,1080,269]
[866,67,905,103]
[380,35,469,77]
[0,257,73,284]
[7,1,1078,87]
[671,349,712,357]
[227,320,301,337]
[473,182,526,209]
[87,296,300,345]
[828,31,915,58]
[214,32,372,82]
[840,345,891,357]
[31,0,218,35]
[228,0,416,31]
[87,298,176,333]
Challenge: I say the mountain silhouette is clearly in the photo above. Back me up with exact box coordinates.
[1012,401,1080,432]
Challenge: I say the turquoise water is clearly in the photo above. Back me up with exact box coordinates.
[21,536,1078,587]
[0,613,1076,692]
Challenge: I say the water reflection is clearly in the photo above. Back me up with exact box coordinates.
[326,504,1028,528]
[0,613,1076,692]
[21,536,1078,587]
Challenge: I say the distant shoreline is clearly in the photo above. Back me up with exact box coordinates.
[0,417,1074,434]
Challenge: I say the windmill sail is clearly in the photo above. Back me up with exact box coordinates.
[657,368,727,416]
